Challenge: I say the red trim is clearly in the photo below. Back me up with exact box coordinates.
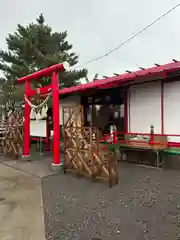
[59,61,180,96]
[122,74,180,88]
[124,88,128,132]
[122,77,160,88]
[168,142,180,147]
[124,132,180,137]
[128,88,130,132]
[101,131,180,148]
[101,131,180,138]
[161,80,164,134]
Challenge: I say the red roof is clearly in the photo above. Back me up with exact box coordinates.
[59,61,180,96]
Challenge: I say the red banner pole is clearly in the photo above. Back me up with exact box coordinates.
[23,81,31,159]
[51,71,61,167]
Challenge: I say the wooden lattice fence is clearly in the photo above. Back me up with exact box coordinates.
[63,106,119,187]
[0,109,23,159]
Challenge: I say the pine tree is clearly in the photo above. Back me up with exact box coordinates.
[0,13,87,102]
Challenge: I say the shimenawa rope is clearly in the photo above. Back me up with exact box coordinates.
[24,87,52,109]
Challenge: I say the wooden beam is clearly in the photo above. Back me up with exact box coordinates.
[93,73,98,80]
[172,59,178,63]
[139,67,145,70]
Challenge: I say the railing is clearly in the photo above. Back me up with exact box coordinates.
[100,131,180,148]
[31,130,180,155]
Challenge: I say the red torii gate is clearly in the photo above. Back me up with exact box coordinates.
[15,63,65,169]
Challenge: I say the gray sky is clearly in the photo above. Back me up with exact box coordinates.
[0,0,180,80]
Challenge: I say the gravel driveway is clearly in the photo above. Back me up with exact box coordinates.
[42,163,180,240]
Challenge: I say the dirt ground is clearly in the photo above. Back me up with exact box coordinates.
[42,163,180,240]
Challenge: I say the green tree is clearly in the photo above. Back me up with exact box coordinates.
[0,14,87,107]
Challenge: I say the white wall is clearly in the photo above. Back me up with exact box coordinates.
[164,81,180,142]
[128,81,161,133]
[59,96,80,125]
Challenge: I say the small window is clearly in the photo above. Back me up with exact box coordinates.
[114,111,119,119]
[87,105,92,122]
[120,104,124,118]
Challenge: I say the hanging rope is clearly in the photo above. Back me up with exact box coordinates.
[24,88,52,120]
[24,92,51,109]
[24,87,52,109]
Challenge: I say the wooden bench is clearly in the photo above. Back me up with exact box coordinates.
[118,135,168,167]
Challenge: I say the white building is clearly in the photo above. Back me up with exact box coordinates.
[31,61,180,147]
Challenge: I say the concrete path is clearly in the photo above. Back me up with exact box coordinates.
[0,163,46,240]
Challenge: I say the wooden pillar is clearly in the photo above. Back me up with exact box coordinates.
[23,81,31,157]
[51,71,61,165]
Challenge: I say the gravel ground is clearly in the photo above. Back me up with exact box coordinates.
[42,163,180,240]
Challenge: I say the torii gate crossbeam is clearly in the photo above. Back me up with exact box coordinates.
[15,64,65,169]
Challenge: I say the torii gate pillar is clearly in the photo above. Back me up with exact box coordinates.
[51,71,61,166]
[23,81,31,157]
[15,64,65,170]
